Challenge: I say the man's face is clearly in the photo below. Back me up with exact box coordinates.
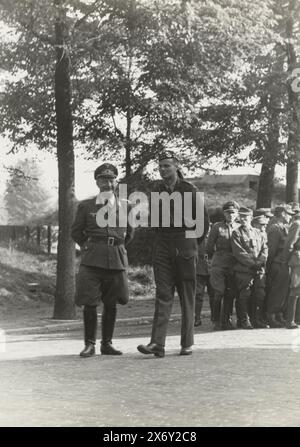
[239,214,252,227]
[282,211,292,224]
[224,210,237,223]
[159,159,177,180]
[96,176,117,192]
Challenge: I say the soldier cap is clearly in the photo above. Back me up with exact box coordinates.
[158,150,179,164]
[288,202,300,214]
[254,208,273,218]
[274,204,295,216]
[239,206,253,216]
[222,201,240,213]
[94,163,118,179]
[252,215,269,225]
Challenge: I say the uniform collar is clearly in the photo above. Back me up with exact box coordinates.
[95,193,116,207]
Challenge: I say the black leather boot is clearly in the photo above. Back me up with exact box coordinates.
[80,306,97,357]
[80,342,96,358]
[253,306,270,329]
[101,305,122,355]
[267,313,284,328]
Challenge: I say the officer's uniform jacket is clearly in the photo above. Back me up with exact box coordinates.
[71,195,134,270]
[206,221,240,270]
[231,225,268,273]
[282,217,300,264]
[267,221,289,265]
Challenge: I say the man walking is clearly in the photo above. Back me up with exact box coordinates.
[71,163,134,357]
[137,152,209,357]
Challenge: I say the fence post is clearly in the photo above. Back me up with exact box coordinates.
[25,226,30,242]
[47,225,52,255]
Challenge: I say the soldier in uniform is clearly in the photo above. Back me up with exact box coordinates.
[194,229,214,327]
[137,152,209,357]
[71,163,134,357]
[205,201,240,330]
[282,203,300,328]
[231,207,269,329]
[266,205,294,328]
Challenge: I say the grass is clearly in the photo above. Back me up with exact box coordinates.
[0,247,155,314]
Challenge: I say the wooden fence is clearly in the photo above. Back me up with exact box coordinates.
[0,225,58,254]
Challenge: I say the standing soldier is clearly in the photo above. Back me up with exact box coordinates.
[137,152,209,357]
[231,207,269,329]
[194,229,214,327]
[282,204,300,328]
[206,201,240,330]
[266,205,294,328]
[71,163,134,357]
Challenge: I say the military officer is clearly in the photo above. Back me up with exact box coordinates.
[231,207,269,329]
[205,201,240,330]
[71,163,134,357]
[194,229,214,327]
[266,204,294,328]
[252,215,269,233]
[137,151,209,357]
[282,203,300,328]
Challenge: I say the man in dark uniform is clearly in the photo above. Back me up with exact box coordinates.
[282,203,300,328]
[266,205,294,328]
[137,152,209,357]
[205,201,240,330]
[71,163,134,357]
[231,207,269,329]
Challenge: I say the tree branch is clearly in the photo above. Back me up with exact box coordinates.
[19,20,55,45]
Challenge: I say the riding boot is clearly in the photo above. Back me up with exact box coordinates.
[101,305,122,355]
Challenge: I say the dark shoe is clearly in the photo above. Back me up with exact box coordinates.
[194,317,202,327]
[275,313,286,325]
[100,342,122,355]
[268,314,284,328]
[240,320,253,329]
[285,322,299,329]
[137,343,165,358]
[222,321,236,330]
[253,318,270,329]
[80,343,95,358]
[180,346,192,356]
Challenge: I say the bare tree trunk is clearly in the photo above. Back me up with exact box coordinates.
[53,0,76,319]
[257,152,276,208]
[286,160,299,202]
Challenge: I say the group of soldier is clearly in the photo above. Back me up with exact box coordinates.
[194,201,300,335]
[71,153,300,360]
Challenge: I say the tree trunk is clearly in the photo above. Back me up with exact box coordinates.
[286,160,299,202]
[53,0,76,319]
[285,0,300,204]
[125,108,132,177]
[256,154,276,208]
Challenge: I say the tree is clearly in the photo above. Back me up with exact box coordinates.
[4,159,51,224]
[0,0,103,318]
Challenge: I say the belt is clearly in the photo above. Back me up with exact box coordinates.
[88,236,124,246]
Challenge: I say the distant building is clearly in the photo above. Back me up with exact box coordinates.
[187,174,259,191]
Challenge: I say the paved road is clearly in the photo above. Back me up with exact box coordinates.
[0,322,300,427]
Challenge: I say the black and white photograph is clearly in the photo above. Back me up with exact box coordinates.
[0,0,300,430]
